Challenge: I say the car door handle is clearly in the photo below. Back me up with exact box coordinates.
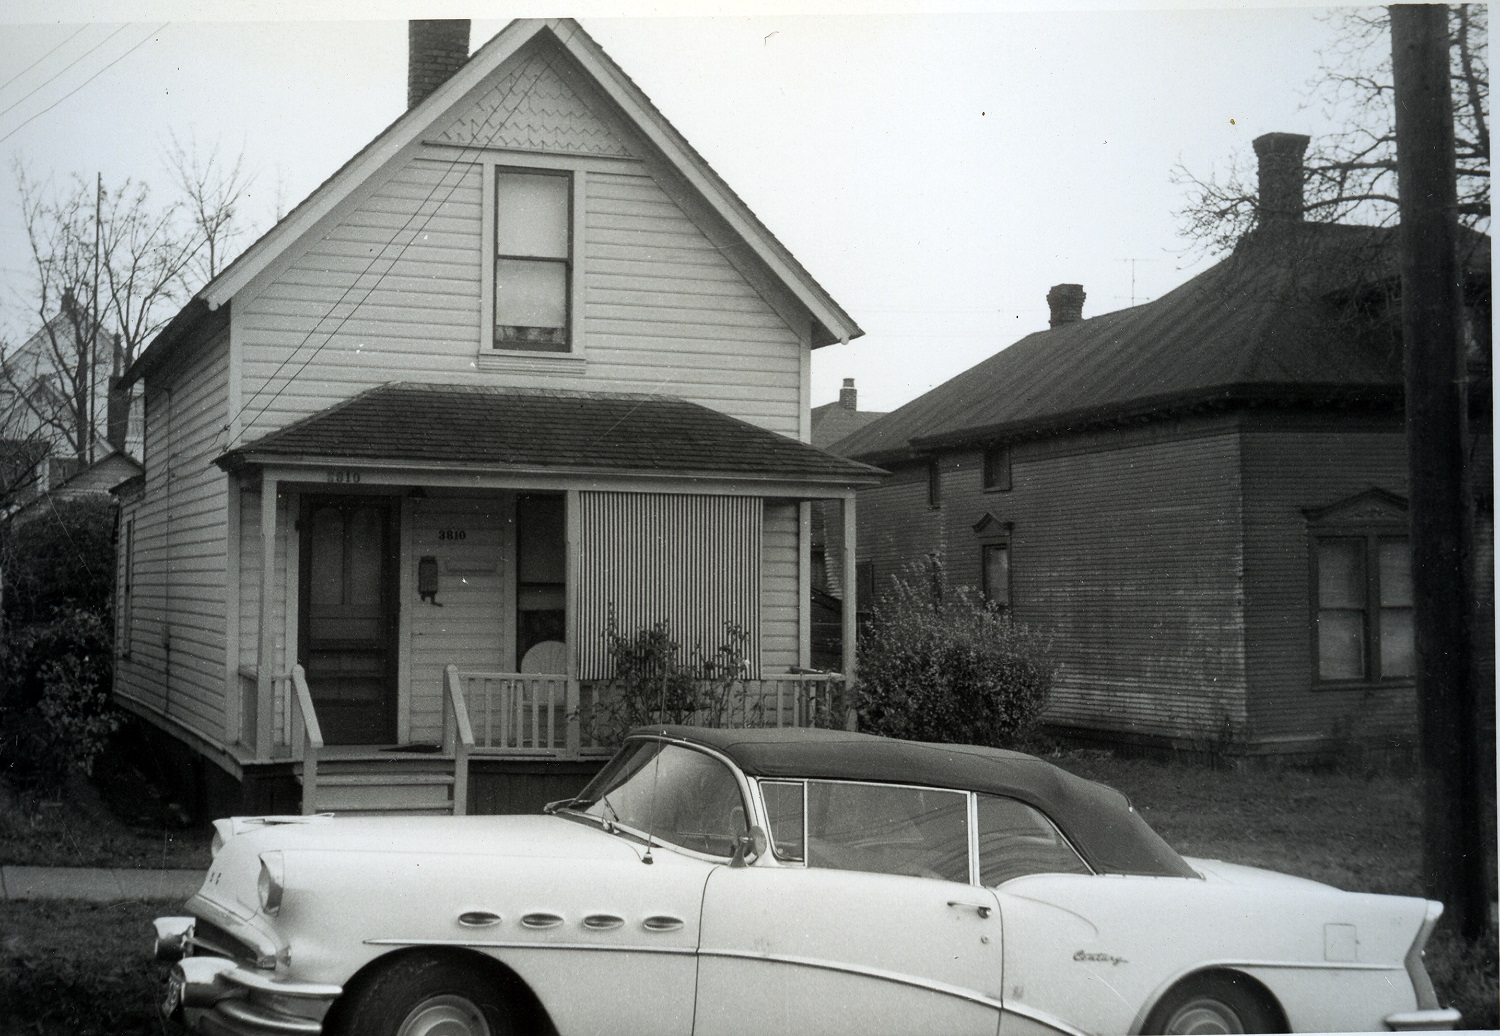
[947,900,993,919]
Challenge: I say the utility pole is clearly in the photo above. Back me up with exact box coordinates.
[1390,3,1487,942]
[89,171,102,464]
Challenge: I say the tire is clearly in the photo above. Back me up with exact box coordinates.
[1143,974,1280,1035]
[329,953,513,1036]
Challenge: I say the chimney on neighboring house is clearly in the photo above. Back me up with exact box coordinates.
[408,20,471,110]
[1047,283,1085,328]
[839,378,858,411]
[1252,131,1310,224]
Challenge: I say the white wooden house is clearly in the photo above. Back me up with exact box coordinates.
[113,19,879,816]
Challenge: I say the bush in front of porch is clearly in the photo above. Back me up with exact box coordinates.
[856,558,1055,749]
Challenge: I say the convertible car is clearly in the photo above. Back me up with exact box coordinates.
[154,726,1460,1035]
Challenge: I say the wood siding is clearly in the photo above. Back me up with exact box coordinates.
[856,417,1248,742]
[115,328,231,745]
[407,493,513,744]
[235,156,804,445]
[1238,417,1415,746]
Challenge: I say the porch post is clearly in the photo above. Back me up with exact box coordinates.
[256,474,278,758]
[564,488,582,756]
[841,493,857,681]
[798,501,812,670]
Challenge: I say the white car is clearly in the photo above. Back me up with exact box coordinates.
[154,726,1460,1035]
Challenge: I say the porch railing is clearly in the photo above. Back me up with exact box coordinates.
[452,671,851,758]
[441,665,476,815]
[289,665,324,815]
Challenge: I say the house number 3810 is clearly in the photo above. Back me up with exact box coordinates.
[438,529,467,541]
[326,469,361,484]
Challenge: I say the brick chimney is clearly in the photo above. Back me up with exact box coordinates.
[839,378,858,411]
[1252,132,1309,224]
[1047,284,1085,327]
[408,20,471,110]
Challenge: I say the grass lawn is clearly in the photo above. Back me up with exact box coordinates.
[1,899,175,1036]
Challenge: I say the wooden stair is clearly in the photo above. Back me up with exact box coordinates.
[298,755,462,816]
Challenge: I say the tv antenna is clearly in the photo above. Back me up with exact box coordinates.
[1115,258,1160,307]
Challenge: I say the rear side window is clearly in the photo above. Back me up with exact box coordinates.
[977,794,1090,885]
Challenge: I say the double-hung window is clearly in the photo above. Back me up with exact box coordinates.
[494,169,571,352]
[1313,535,1413,683]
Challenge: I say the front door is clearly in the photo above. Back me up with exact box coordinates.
[299,495,398,745]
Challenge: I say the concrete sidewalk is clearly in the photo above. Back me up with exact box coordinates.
[1,865,202,902]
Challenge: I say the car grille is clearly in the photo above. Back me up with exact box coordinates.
[191,918,260,964]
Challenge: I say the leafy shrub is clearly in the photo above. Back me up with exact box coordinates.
[0,608,120,794]
[857,560,1056,747]
[583,614,757,743]
[1,496,116,628]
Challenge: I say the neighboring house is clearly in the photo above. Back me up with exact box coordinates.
[114,19,880,817]
[808,378,886,668]
[834,132,1492,761]
[0,295,143,515]
[8,449,142,527]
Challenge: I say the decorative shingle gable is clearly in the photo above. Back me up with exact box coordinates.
[436,55,632,157]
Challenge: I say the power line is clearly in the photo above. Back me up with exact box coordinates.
[0,25,90,98]
[0,24,166,148]
[0,23,131,123]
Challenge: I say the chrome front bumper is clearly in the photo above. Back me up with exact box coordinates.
[155,917,341,1036]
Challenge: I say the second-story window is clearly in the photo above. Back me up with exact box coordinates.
[927,458,941,508]
[982,445,1011,492]
[495,169,571,352]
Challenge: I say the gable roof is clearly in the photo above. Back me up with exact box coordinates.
[217,382,884,486]
[126,19,859,388]
[835,223,1490,465]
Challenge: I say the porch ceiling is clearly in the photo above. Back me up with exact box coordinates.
[218,383,886,485]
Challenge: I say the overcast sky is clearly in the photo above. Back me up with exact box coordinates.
[0,1,1363,413]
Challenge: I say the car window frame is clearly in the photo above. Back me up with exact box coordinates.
[753,778,1097,886]
[573,735,757,864]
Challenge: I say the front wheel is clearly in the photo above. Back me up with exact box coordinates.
[329,954,512,1036]
[1143,974,1280,1035]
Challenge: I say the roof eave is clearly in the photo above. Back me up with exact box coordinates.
[216,449,886,488]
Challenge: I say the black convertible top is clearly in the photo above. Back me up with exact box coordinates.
[638,726,1198,879]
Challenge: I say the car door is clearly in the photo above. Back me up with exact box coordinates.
[694,779,1004,1036]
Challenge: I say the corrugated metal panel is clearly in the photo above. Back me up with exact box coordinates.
[578,492,761,680]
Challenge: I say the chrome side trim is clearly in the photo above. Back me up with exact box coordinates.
[1227,958,1402,972]
[1001,1000,1092,1036]
[363,937,696,955]
[697,948,1004,1011]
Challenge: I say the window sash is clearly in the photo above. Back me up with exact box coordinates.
[1313,534,1411,684]
[982,446,1011,492]
[494,168,573,353]
[982,543,1010,608]
[927,459,941,507]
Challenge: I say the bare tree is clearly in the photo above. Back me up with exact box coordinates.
[1,143,255,468]
[166,132,256,286]
[1174,4,1488,254]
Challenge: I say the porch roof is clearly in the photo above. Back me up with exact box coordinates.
[218,383,886,485]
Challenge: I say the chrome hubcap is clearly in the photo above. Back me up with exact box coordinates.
[1164,997,1245,1035]
[397,994,492,1036]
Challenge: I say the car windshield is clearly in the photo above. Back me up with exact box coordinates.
[567,740,748,857]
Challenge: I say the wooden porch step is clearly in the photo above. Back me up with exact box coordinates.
[315,773,455,787]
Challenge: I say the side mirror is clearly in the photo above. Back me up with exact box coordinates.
[730,825,768,868]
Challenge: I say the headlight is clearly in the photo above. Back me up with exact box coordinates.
[257,851,285,915]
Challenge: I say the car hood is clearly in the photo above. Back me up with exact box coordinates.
[1183,856,1337,892]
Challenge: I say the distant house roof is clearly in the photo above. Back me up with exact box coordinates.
[126,18,861,389]
[811,399,888,451]
[835,223,1490,465]
[218,383,884,487]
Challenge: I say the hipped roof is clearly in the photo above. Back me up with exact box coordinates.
[836,223,1490,465]
[218,383,884,487]
[125,18,861,388]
